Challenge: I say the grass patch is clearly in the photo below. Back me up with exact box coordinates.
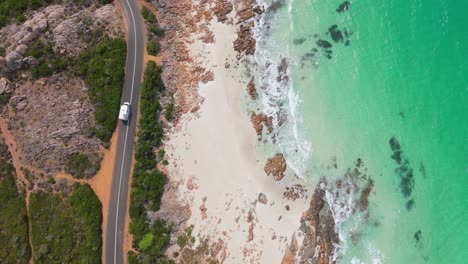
[29,183,102,264]
[74,38,126,143]
[0,154,31,263]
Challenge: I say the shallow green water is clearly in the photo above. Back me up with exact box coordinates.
[255,0,467,262]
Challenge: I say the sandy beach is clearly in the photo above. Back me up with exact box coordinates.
[162,9,311,263]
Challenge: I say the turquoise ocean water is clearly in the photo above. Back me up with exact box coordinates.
[253,0,467,263]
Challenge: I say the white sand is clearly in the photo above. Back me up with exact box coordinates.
[165,19,311,263]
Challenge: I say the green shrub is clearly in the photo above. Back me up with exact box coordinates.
[148,24,165,37]
[74,38,126,143]
[16,14,26,23]
[147,41,159,55]
[138,232,154,251]
[29,184,102,264]
[0,158,31,263]
[65,153,99,179]
[141,6,157,24]
[165,101,174,121]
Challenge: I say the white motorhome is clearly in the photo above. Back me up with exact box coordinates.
[119,102,130,121]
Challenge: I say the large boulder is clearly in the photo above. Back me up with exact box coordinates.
[15,44,28,55]
[0,78,8,94]
[5,51,23,72]
[23,56,40,67]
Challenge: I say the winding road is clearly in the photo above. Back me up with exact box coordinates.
[105,0,144,263]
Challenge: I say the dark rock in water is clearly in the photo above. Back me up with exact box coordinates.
[345,40,351,46]
[326,54,332,59]
[293,38,306,45]
[316,39,332,49]
[328,24,344,43]
[391,150,402,164]
[419,162,426,177]
[267,0,286,13]
[395,164,409,175]
[344,28,350,37]
[389,137,401,151]
[401,169,415,198]
[313,33,319,38]
[399,111,405,118]
[406,199,415,210]
[414,230,422,242]
[359,179,374,211]
[336,1,351,13]
[311,48,318,52]
[325,49,333,55]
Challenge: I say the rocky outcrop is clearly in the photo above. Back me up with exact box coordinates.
[247,78,257,100]
[297,181,338,264]
[5,51,23,72]
[233,24,256,55]
[264,153,287,180]
[213,0,233,23]
[0,77,14,94]
[52,16,87,56]
[3,74,101,172]
[0,3,123,72]
[281,235,298,264]
[91,4,124,38]
[250,112,273,140]
[291,159,375,263]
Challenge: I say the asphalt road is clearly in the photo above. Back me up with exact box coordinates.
[105,0,144,263]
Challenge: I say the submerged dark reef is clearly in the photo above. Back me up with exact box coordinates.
[389,137,416,210]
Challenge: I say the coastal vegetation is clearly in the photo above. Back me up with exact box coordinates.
[0,147,31,264]
[29,183,102,263]
[141,6,164,57]
[129,61,171,262]
[74,38,126,143]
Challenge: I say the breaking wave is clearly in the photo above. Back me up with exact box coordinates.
[253,0,311,179]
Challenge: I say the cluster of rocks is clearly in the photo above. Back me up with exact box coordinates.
[282,157,375,264]
[0,3,123,74]
[264,153,287,181]
[213,0,234,23]
[246,78,257,100]
[0,77,14,95]
[250,112,273,140]
[232,0,263,56]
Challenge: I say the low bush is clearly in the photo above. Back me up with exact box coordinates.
[147,41,159,56]
[65,153,100,179]
[141,6,157,24]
